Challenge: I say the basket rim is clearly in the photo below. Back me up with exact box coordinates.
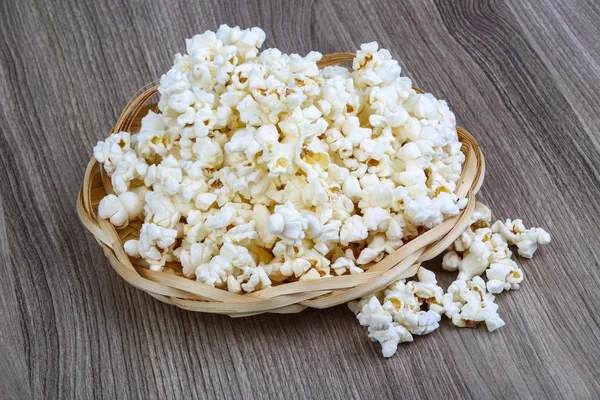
[77,52,485,316]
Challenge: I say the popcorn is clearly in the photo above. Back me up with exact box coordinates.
[134,112,170,158]
[237,265,272,293]
[144,192,180,229]
[352,201,550,357]
[93,132,131,174]
[362,207,391,232]
[124,223,177,271]
[357,296,393,331]
[457,240,491,280]
[92,20,554,357]
[278,255,312,278]
[195,243,256,287]
[353,267,448,357]
[98,194,128,227]
[356,234,386,264]
[183,210,211,243]
[339,215,369,246]
[267,201,308,245]
[145,155,183,195]
[485,259,523,294]
[177,241,218,277]
[118,192,143,220]
[442,250,461,271]
[252,204,277,247]
[492,219,551,258]
[446,277,505,332]
[223,221,258,244]
[195,192,217,211]
[93,26,495,300]
[141,222,178,249]
[394,309,441,335]
[331,254,363,275]
[206,203,236,229]
[192,137,223,169]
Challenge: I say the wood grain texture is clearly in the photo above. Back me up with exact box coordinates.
[1,0,599,398]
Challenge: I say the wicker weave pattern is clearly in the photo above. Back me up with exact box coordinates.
[77,53,485,317]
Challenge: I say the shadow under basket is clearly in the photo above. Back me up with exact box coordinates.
[77,52,485,317]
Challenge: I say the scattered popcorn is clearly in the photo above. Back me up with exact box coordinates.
[353,267,447,357]
[352,202,550,357]
[445,276,505,332]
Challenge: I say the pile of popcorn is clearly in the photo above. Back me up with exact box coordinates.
[93,25,550,356]
[94,25,466,291]
[350,202,550,357]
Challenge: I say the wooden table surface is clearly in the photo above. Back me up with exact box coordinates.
[1,0,599,398]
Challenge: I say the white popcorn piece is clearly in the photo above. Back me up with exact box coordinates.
[369,323,413,358]
[485,259,524,294]
[226,275,242,294]
[298,268,322,281]
[177,241,218,277]
[357,296,393,331]
[358,181,394,210]
[237,265,272,293]
[442,250,461,271]
[353,269,447,357]
[126,223,178,271]
[145,155,183,195]
[267,201,307,245]
[223,221,259,243]
[111,151,145,195]
[278,255,312,278]
[491,219,551,258]
[385,215,404,241]
[356,234,386,265]
[93,132,131,174]
[363,207,391,232]
[206,203,236,229]
[194,192,217,211]
[118,192,143,220]
[470,202,492,226]
[252,204,277,248]
[124,239,140,258]
[98,194,129,227]
[331,255,363,275]
[457,240,491,280]
[195,243,256,287]
[339,215,369,246]
[394,309,441,336]
[192,137,223,169]
[98,191,143,227]
[141,222,178,249]
[183,210,210,244]
[144,192,181,229]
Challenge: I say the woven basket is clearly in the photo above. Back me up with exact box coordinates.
[77,52,485,317]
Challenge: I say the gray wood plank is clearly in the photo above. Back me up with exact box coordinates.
[0,0,599,398]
